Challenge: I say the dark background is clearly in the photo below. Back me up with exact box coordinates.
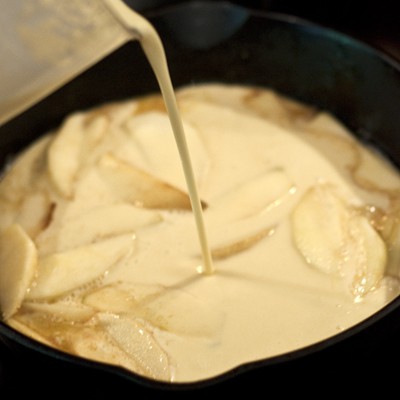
[130,0,400,61]
[1,0,400,394]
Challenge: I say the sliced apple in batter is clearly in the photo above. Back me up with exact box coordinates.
[0,135,50,203]
[45,203,162,251]
[134,289,225,339]
[83,283,160,314]
[7,318,54,347]
[126,112,208,191]
[0,224,38,319]
[0,190,53,240]
[211,226,275,260]
[348,215,388,298]
[71,327,148,377]
[15,191,54,238]
[210,168,295,222]
[47,114,85,198]
[382,212,400,278]
[96,313,171,381]
[97,153,193,210]
[27,233,135,300]
[291,184,387,298]
[22,300,95,322]
[204,209,277,260]
[85,283,224,339]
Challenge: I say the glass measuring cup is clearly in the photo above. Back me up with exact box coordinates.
[0,0,135,126]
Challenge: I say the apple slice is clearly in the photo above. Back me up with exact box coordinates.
[85,284,225,339]
[44,203,162,251]
[291,184,387,297]
[0,191,53,240]
[15,191,54,238]
[210,168,295,222]
[83,283,160,314]
[0,135,51,203]
[97,153,193,210]
[7,318,54,347]
[47,113,85,198]
[382,212,400,277]
[22,300,95,322]
[26,233,135,300]
[291,185,351,275]
[134,289,225,339]
[204,210,277,261]
[348,214,387,298]
[96,313,171,381]
[125,112,208,191]
[244,87,315,128]
[211,226,275,260]
[0,224,38,319]
[71,327,148,377]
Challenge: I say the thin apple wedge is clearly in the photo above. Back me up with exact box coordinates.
[244,87,315,128]
[97,153,193,210]
[211,226,275,260]
[7,317,54,347]
[47,113,85,198]
[126,112,208,191]
[291,185,351,275]
[134,289,225,339]
[0,191,54,240]
[0,224,38,319]
[305,112,352,138]
[43,203,162,251]
[71,327,148,377]
[348,215,387,298]
[291,184,387,298]
[15,191,54,238]
[26,233,135,300]
[210,168,295,222]
[381,211,400,278]
[204,211,277,261]
[22,300,95,322]
[96,313,171,381]
[85,283,225,339]
[83,282,160,314]
[0,135,51,203]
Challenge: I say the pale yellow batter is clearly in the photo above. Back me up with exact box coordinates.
[1,83,400,383]
[1,0,400,385]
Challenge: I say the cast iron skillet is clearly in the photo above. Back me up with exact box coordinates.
[1,1,400,395]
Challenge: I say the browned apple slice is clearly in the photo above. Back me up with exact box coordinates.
[96,313,172,381]
[211,226,275,260]
[178,84,315,129]
[0,224,38,319]
[83,282,160,314]
[7,318,54,347]
[291,184,387,298]
[71,327,147,377]
[22,300,95,322]
[382,211,400,278]
[97,153,193,210]
[84,283,225,339]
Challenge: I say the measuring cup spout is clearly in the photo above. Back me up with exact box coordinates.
[0,0,134,126]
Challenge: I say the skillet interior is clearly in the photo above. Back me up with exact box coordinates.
[1,1,400,393]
